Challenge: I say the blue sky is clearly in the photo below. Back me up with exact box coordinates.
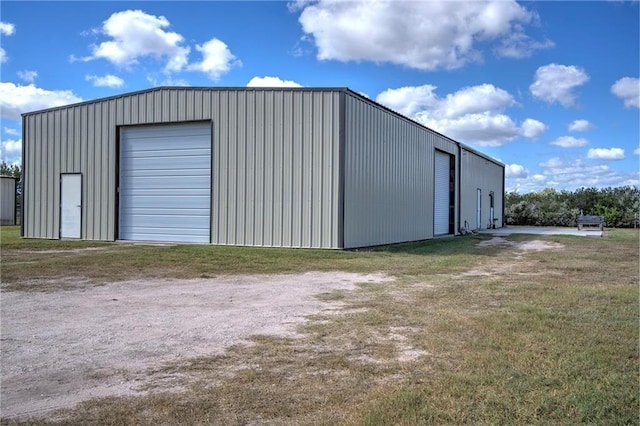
[1,1,638,192]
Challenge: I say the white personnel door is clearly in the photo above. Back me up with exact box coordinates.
[60,174,82,239]
[476,189,482,230]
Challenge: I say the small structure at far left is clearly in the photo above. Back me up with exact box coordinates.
[0,176,18,225]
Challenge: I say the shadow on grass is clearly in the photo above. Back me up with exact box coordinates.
[371,234,499,256]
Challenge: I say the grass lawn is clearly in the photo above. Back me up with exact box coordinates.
[1,226,638,425]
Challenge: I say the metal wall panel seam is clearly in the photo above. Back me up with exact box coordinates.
[273,91,280,246]
[86,104,94,240]
[255,90,265,246]
[283,92,293,246]
[102,102,109,239]
[45,112,53,237]
[264,91,274,246]
[102,102,110,239]
[227,91,236,244]
[20,116,26,236]
[39,113,44,237]
[52,110,61,237]
[32,114,39,237]
[245,91,254,245]
[108,100,117,239]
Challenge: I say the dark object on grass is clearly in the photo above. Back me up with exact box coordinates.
[577,214,604,231]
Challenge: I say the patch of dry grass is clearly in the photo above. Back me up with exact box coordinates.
[1,227,638,425]
[1,226,487,291]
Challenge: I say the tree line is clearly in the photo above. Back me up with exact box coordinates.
[505,186,640,228]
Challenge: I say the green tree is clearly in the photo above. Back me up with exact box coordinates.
[505,186,640,228]
[0,161,21,179]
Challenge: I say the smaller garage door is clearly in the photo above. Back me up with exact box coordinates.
[434,151,452,235]
[119,122,211,243]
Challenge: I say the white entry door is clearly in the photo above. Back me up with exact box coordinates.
[476,189,482,230]
[60,174,81,238]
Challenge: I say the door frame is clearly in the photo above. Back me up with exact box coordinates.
[117,121,213,243]
[476,188,482,230]
[434,150,455,235]
[60,173,82,239]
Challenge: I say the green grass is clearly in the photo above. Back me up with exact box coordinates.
[1,226,488,290]
[1,226,638,425]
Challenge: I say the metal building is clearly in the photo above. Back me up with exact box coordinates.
[1,176,18,225]
[21,87,504,248]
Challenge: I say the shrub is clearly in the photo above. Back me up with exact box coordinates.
[505,186,639,228]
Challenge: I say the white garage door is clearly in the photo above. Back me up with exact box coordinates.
[119,122,211,243]
[434,151,451,235]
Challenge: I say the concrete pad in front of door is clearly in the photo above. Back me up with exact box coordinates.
[479,226,603,238]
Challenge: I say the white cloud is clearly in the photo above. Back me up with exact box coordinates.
[634,147,640,156]
[187,38,240,80]
[549,136,589,148]
[3,127,19,136]
[247,76,302,88]
[521,118,547,139]
[587,147,625,160]
[1,138,21,154]
[296,0,549,71]
[494,32,554,59]
[418,112,521,147]
[86,74,125,88]
[379,84,516,118]
[539,157,563,169]
[0,22,15,36]
[568,119,594,132]
[0,139,21,166]
[530,63,589,107]
[17,70,38,83]
[611,77,639,108]
[505,163,528,178]
[508,156,639,192]
[441,84,517,118]
[376,84,441,117]
[0,21,15,63]
[146,74,189,87]
[376,83,544,147]
[84,10,191,72]
[0,82,82,120]
[376,85,439,117]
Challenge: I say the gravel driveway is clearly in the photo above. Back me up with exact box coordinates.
[0,272,390,419]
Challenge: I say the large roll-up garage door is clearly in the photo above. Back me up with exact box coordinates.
[434,151,452,235]
[119,122,211,243]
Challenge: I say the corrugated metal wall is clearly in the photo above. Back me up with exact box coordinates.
[459,148,504,230]
[342,93,458,248]
[0,177,16,225]
[211,90,341,248]
[22,88,341,247]
[23,103,116,240]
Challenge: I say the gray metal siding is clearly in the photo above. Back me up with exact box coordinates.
[342,93,458,248]
[22,88,341,248]
[459,148,504,230]
[211,90,340,248]
[0,177,16,225]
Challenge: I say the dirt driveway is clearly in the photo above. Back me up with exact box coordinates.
[0,272,390,419]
